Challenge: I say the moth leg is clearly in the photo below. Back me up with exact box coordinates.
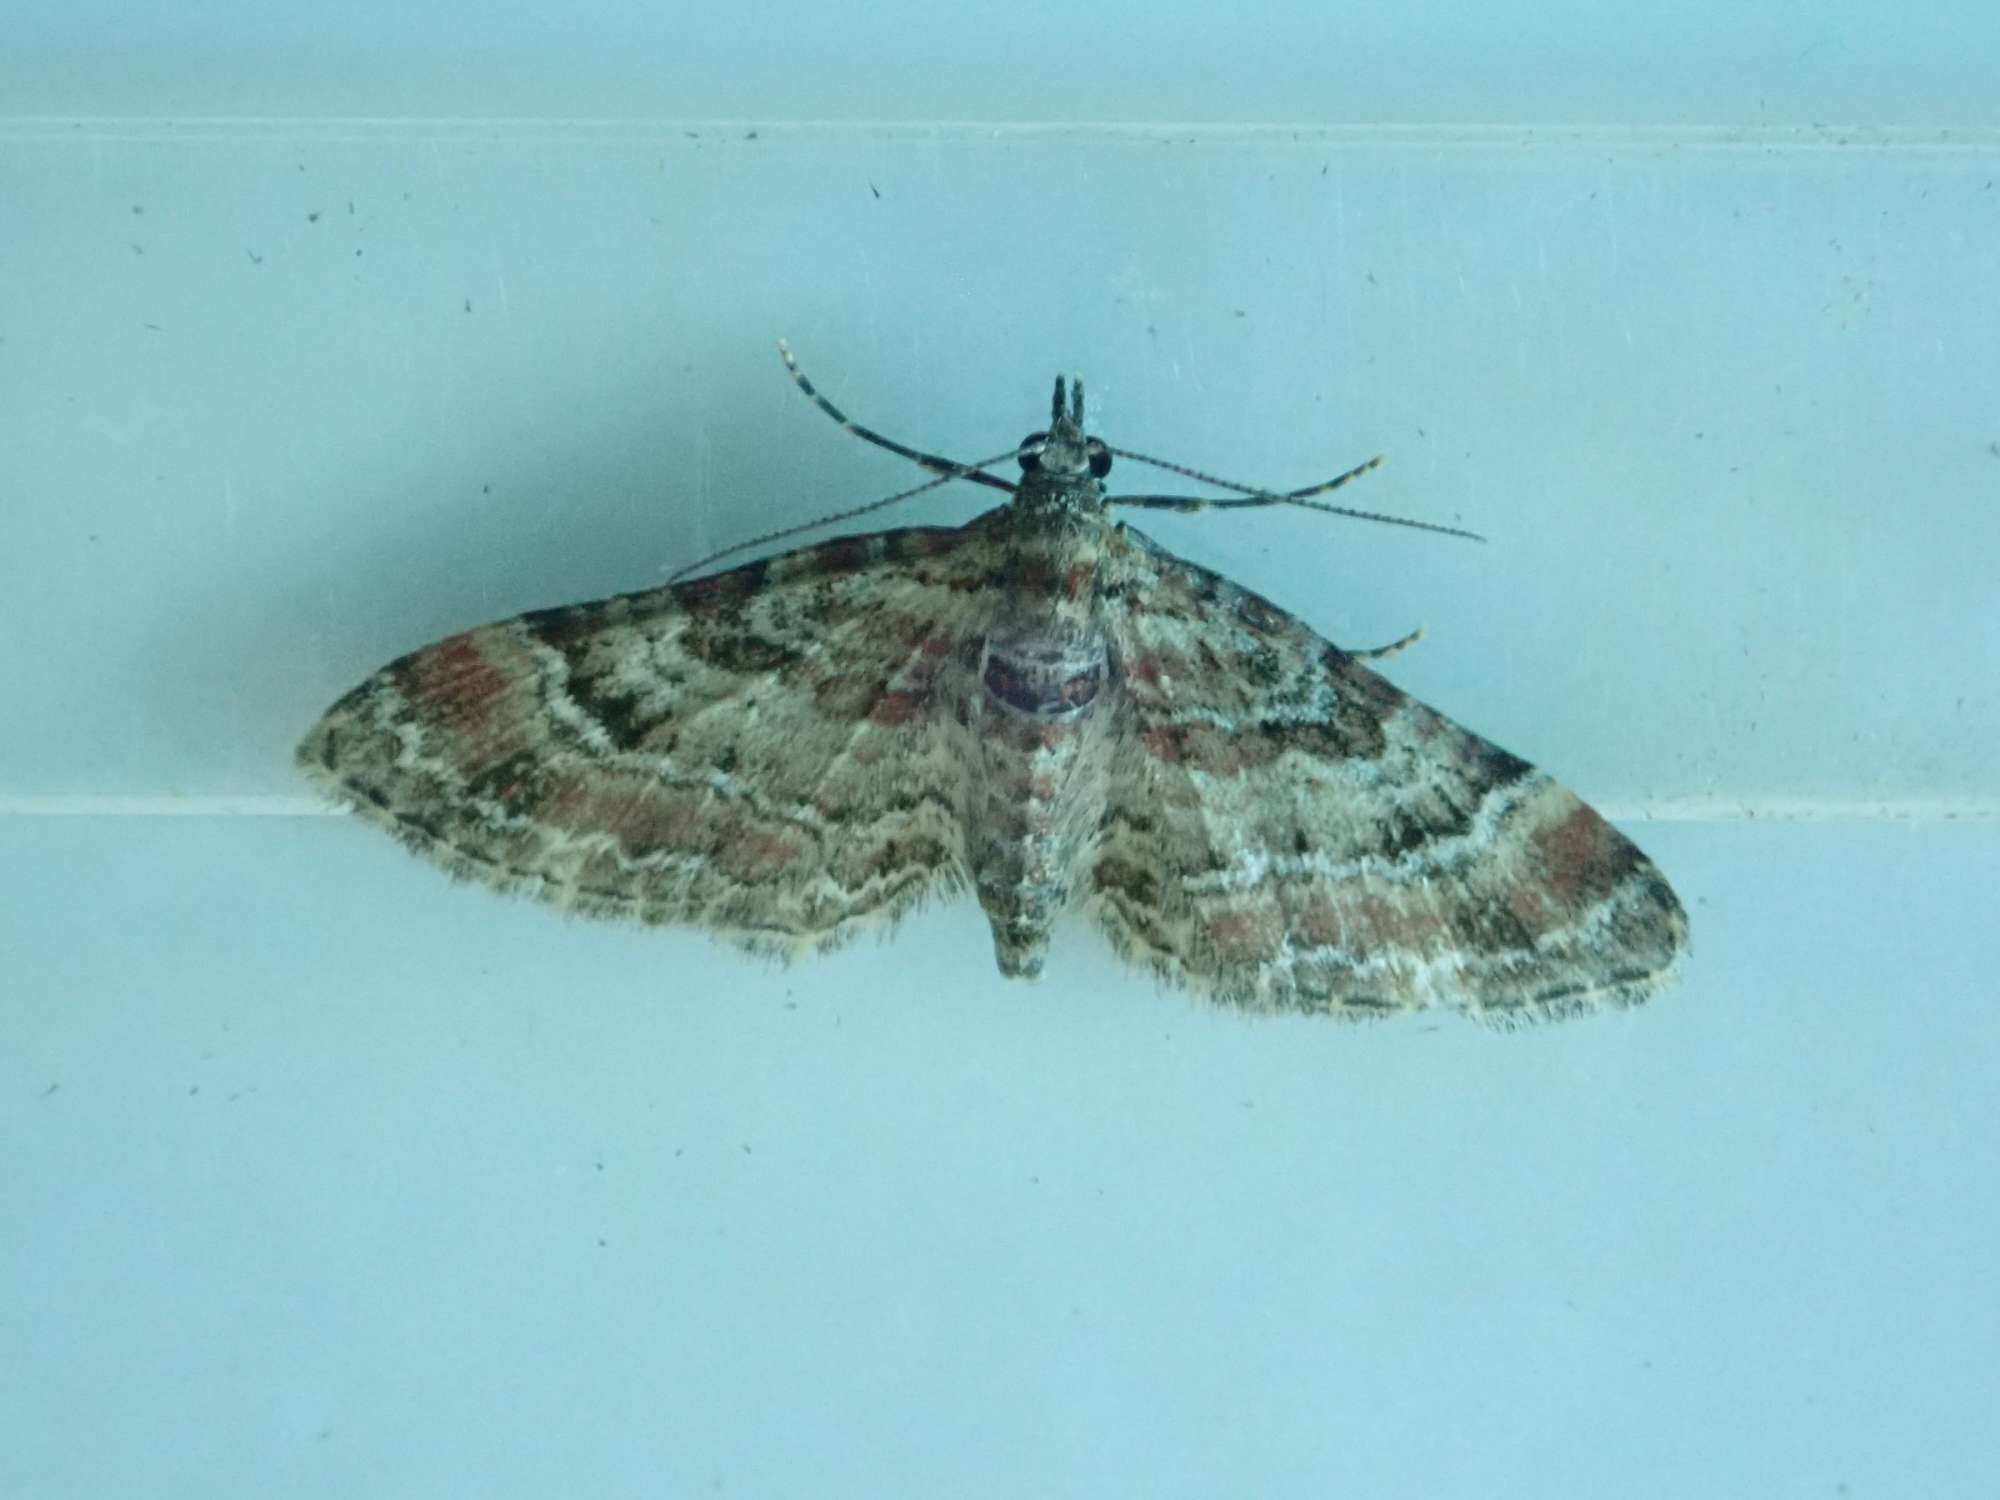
[1348,625,1424,662]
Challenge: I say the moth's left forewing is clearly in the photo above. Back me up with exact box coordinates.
[1092,525,1687,1024]
[299,521,1006,951]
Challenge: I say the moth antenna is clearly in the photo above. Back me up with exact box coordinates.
[1070,377,1085,426]
[1051,376,1067,427]
[777,339,1014,493]
[664,447,1023,584]
[1109,448,1485,543]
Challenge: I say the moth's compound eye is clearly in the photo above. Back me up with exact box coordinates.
[1086,439,1112,478]
[1016,432,1047,472]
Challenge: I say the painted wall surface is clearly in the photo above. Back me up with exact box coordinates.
[4,6,1997,1496]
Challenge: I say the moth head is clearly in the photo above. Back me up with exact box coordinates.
[1017,375,1112,479]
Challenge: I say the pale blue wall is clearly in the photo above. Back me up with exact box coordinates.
[3,6,1997,1497]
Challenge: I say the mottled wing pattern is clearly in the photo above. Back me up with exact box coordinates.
[298,518,1007,952]
[1091,525,1687,1024]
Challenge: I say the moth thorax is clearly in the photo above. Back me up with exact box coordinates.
[1012,470,1107,523]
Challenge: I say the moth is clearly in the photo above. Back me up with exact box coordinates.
[300,345,1686,1024]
